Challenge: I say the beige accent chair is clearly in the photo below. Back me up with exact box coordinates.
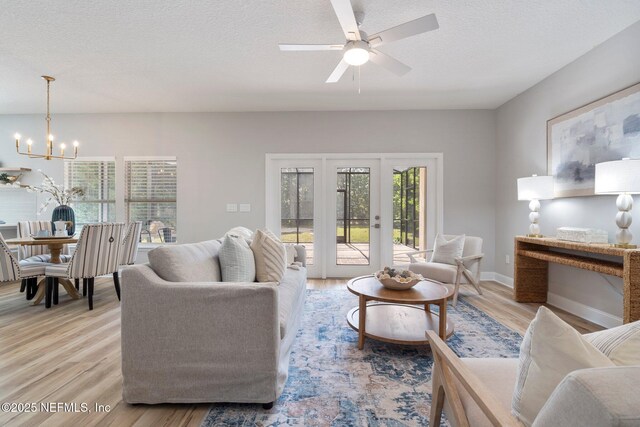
[408,234,483,306]
[427,330,640,427]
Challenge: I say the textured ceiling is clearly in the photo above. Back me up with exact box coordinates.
[1,0,639,113]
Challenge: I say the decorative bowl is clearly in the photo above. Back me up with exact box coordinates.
[375,267,423,290]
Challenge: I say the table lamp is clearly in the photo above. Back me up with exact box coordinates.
[595,158,640,248]
[517,174,554,237]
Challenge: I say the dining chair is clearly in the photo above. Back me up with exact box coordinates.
[0,233,48,302]
[113,221,143,291]
[45,223,125,310]
[17,220,71,263]
[158,227,176,243]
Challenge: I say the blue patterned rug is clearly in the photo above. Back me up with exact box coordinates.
[201,289,522,426]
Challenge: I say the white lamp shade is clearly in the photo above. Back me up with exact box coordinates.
[517,175,554,201]
[594,159,640,194]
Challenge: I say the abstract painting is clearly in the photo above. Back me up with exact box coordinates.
[547,82,640,197]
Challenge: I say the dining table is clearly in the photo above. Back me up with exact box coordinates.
[6,236,81,305]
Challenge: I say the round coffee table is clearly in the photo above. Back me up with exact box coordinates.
[347,275,454,349]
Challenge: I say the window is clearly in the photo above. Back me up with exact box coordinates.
[64,159,116,230]
[125,158,177,243]
[280,168,314,264]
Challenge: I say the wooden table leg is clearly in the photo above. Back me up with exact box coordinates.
[59,278,82,300]
[48,243,64,264]
[358,295,367,350]
[624,251,640,323]
[514,239,549,302]
[31,278,47,306]
[439,300,447,340]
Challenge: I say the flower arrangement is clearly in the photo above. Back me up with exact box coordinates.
[22,171,85,215]
[375,267,423,290]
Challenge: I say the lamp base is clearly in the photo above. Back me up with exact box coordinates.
[612,243,638,249]
[526,234,544,238]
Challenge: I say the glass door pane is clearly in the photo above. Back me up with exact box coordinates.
[280,168,315,265]
[393,166,427,264]
[336,167,370,265]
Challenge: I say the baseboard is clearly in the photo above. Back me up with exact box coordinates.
[480,271,622,328]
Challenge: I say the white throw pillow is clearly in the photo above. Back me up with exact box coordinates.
[285,245,297,265]
[226,226,254,241]
[431,234,465,265]
[251,229,287,283]
[512,306,614,426]
[583,320,640,365]
[218,234,256,282]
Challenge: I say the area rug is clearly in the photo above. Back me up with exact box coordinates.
[201,289,522,427]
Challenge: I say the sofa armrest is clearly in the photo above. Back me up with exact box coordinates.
[120,264,280,403]
[532,366,640,427]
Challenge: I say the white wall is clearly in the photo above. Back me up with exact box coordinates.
[0,110,497,270]
[495,21,640,324]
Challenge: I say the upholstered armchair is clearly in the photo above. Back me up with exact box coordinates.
[0,233,47,301]
[408,234,483,306]
[426,329,640,427]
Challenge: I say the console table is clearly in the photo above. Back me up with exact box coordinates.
[514,236,640,323]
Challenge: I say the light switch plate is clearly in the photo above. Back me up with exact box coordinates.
[226,203,238,212]
[239,203,251,212]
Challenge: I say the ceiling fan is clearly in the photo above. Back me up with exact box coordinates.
[279,0,439,83]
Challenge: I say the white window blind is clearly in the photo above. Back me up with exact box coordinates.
[64,159,116,229]
[125,158,177,243]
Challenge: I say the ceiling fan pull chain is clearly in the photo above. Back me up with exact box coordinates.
[358,65,361,94]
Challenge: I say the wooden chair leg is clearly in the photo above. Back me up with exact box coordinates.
[88,277,95,310]
[20,279,27,293]
[75,278,80,290]
[453,267,464,307]
[53,278,59,305]
[45,277,53,309]
[83,279,87,296]
[430,357,445,427]
[113,272,121,301]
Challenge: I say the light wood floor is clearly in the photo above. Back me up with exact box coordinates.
[0,278,602,426]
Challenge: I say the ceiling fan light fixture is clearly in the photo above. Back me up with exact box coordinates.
[343,40,370,66]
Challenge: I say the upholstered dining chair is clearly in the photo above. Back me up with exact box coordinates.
[45,223,125,310]
[0,233,48,302]
[113,221,143,291]
[17,220,71,263]
[408,235,484,306]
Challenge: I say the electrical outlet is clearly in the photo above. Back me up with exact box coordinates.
[505,255,510,264]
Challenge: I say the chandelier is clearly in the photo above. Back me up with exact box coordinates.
[14,76,79,160]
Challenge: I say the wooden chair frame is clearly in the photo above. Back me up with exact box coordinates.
[426,330,524,427]
[408,250,484,306]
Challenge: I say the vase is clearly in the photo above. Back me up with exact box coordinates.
[52,205,76,235]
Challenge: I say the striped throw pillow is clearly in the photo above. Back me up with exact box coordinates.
[250,229,286,283]
[583,320,640,366]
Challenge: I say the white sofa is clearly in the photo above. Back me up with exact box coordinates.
[120,239,307,407]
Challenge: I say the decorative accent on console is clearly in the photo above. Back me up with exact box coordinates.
[517,175,554,237]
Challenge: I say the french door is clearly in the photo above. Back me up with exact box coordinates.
[266,154,442,278]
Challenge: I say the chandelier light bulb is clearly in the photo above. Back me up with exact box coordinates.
[73,140,79,147]
[48,134,54,141]
[14,133,21,140]
[27,139,33,146]
[343,40,370,66]
[60,143,66,150]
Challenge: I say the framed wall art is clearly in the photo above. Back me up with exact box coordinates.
[547,82,640,197]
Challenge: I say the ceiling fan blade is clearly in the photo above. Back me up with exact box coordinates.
[326,59,350,83]
[330,0,361,41]
[368,13,439,47]
[279,44,344,51]
[369,49,411,76]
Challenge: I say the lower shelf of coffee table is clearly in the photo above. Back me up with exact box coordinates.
[347,302,454,345]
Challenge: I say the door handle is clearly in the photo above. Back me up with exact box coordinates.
[371,224,380,229]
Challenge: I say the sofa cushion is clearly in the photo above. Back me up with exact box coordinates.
[219,234,255,282]
[512,306,614,426]
[445,358,519,427]
[251,229,287,283]
[583,320,640,366]
[226,226,254,241]
[278,267,306,339]
[431,233,465,265]
[148,240,222,282]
